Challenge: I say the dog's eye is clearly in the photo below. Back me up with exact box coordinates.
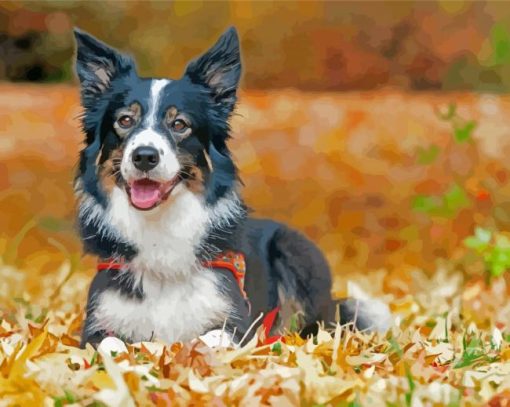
[118,115,135,129]
[172,119,188,132]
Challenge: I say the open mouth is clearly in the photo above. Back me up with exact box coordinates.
[126,177,180,210]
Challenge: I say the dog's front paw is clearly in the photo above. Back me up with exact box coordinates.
[97,336,129,356]
[198,329,233,348]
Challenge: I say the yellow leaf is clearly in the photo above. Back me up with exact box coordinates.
[346,352,387,366]
[297,349,360,404]
[10,331,47,379]
[188,369,210,394]
[94,349,135,407]
[220,333,258,364]
[89,370,116,390]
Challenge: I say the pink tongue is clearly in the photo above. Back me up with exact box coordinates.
[130,180,161,209]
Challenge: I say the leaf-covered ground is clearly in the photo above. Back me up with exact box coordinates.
[2,85,510,405]
[2,260,510,406]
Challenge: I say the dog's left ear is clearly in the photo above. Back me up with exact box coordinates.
[73,28,135,106]
[184,27,241,112]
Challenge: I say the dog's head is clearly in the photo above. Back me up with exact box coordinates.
[74,27,241,211]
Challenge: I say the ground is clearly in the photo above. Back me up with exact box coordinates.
[1,84,510,405]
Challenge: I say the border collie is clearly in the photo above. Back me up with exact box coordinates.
[73,27,391,348]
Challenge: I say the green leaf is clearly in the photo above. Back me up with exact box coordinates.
[38,216,70,232]
[90,351,98,366]
[465,228,510,279]
[464,236,489,251]
[444,312,449,343]
[416,145,440,165]
[388,337,403,358]
[453,121,476,143]
[271,342,282,355]
[489,260,507,277]
[444,184,470,214]
[404,363,415,407]
[52,390,78,407]
[64,390,77,403]
[86,402,108,407]
[491,23,510,65]
[289,314,299,333]
[412,184,470,218]
[348,396,362,407]
[454,336,486,368]
[447,390,462,407]
[485,243,510,277]
[34,309,48,323]
[411,195,441,214]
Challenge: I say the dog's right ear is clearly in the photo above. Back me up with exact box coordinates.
[73,28,134,105]
[184,27,241,113]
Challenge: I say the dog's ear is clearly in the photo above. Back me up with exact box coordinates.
[73,28,134,104]
[184,27,241,112]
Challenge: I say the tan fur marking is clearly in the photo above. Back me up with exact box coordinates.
[165,107,192,140]
[176,150,205,194]
[184,165,205,194]
[99,147,124,194]
[114,103,142,138]
[165,107,178,123]
[203,149,213,172]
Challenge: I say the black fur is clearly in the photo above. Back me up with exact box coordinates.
[75,27,389,348]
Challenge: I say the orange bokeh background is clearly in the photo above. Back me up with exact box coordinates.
[1,1,510,301]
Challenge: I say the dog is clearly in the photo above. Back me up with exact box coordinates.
[73,27,391,348]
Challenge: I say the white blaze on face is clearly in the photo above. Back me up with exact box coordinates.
[120,79,180,183]
[146,79,170,128]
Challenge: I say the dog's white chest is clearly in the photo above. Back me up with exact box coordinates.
[94,186,241,342]
[107,185,210,278]
[94,271,230,342]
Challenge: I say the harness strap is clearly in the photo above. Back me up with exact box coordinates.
[261,306,283,345]
[97,259,125,271]
[97,251,282,344]
[201,251,248,301]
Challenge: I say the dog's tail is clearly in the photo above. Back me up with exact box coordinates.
[337,297,392,332]
[269,224,392,336]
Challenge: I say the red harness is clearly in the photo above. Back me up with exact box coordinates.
[97,251,282,344]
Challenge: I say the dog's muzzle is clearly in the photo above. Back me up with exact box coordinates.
[132,146,159,172]
[120,131,182,211]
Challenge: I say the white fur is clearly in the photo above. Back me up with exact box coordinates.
[78,191,127,246]
[121,79,179,184]
[146,79,170,128]
[349,298,392,333]
[107,184,209,279]
[87,78,247,343]
[93,268,231,343]
[121,128,180,183]
[91,184,244,343]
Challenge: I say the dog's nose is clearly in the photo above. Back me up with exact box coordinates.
[132,146,159,172]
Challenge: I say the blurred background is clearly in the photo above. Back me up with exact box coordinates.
[2,0,510,303]
[5,1,510,91]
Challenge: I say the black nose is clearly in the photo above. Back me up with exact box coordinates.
[132,146,159,172]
